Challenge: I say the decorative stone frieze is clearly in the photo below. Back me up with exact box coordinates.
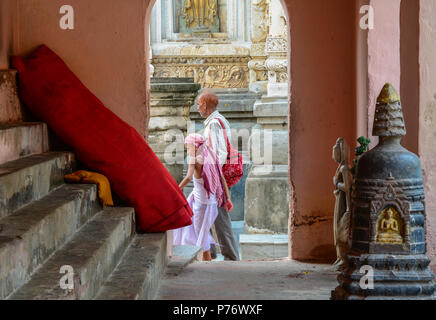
[153,55,250,88]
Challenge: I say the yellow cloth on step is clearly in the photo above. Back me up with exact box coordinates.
[64,170,114,207]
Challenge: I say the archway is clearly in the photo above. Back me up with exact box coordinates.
[147,0,291,261]
[144,0,358,263]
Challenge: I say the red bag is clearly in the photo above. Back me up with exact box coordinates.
[12,45,193,232]
[215,118,243,187]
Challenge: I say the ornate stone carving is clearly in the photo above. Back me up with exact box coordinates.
[248,59,268,83]
[249,0,269,90]
[263,0,288,96]
[265,57,288,84]
[264,58,287,72]
[152,55,250,88]
[332,138,352,269]
[182,0,218,29]
[251,0,269,43]
[250,43,267,57]
[332,84,436,300]
[362,176,412,252]
[264,38,288,84]
[266,37,287,54]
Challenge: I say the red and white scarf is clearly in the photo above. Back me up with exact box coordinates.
[184,133,226,207]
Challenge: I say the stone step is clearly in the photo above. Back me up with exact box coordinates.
[194,91,261,102]
[0,152,75,219]
[240,234,288,261]
[197,87,262,98]
[190,101,258,115]
[0,184,99,299]
[0,122,49,165]
[215,94,261,101]
[95,233,167,300]
[192,98,258,107]
[166,245,203,276]
[9,207,135,300]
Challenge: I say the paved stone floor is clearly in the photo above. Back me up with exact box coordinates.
[156,259,338,300]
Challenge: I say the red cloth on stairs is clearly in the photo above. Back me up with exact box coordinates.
[12,45,193,232]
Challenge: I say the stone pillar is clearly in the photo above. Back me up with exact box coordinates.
[149,47,155,77]
[0,70,23,124]
[244,98,289,234]
[248,0,269,93]
[241,0,289,260]
[264,0,288,98]
[149,78,201,183]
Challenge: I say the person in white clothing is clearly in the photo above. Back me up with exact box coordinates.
[196,90,240,261]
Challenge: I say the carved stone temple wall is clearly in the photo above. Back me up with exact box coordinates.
[151,0,252,89]
[149,78,201,183]
[150,1,290,252]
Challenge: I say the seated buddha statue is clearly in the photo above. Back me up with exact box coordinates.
[376,207,403,244]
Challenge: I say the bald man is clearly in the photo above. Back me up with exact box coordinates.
[197,91,240,261]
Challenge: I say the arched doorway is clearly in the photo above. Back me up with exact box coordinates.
[147,0,291,261]
[144,0,358,263]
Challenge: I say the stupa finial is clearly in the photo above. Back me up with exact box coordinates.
[372,83,406,137]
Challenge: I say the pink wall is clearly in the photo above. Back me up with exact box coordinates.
[12,0,153,138]
[284,0,357,261]
[400,0,419,155]
[366,0,401,148]
[419,0,436,273]
[0,0,23,124]
[356,0,369,139]
[0,0,19,69]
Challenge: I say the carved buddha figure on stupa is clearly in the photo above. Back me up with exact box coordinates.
[376,207,403,244]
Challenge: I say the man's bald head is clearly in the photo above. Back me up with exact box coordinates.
[197,90,219,118]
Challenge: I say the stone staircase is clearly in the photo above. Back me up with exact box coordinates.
[0,70,168,300]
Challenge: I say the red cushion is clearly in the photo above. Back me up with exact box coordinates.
[12,45,193,232]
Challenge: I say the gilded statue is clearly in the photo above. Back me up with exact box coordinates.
[376,207,403,244]
[332,138,352,269]
[183,0,218,28]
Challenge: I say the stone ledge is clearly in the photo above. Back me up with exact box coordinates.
[0,184,99,299]
[240,234,288,261]
[240,234,288,244]
[0,122,49,164]
[0,152,75,218]
[166,245,203,276]
[0,70,23,124]
[95,232,167,300]
[10,207,135,300]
